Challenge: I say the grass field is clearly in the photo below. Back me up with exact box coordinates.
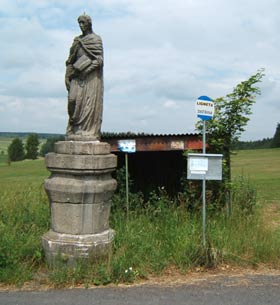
[0,148,279,286]
[232,148,280,201]
[1,147,279,200]
[0,138,14,154]
[0,154,8,164]
[0,158,48,186]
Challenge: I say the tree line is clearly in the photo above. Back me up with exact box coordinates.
[234,123,280,150]
[7,134,64,162]
[6,122,280,162]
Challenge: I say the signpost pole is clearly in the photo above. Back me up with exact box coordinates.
[202,177,206,247]
[195,95,214,248]
[203,120,206,154]
[202,120,206,247]
[117,139,136,218]
[125,152,129,217]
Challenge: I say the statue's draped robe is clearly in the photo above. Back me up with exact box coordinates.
[65,32,103,139]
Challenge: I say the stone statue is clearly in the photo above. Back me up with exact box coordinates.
[65,14,103,141]
[42,15,116,265]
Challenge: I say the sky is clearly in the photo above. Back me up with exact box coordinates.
[0,0,279,141]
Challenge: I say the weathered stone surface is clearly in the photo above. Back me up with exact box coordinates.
[65,14,104,140]
[42,14,115,266]
[42,229,114,265]
[65,135,100,142]
[45,153,117,171]
[45,175,117,204]
[55,141,111,155]
[42,139,117,265]
[51,202,111,234]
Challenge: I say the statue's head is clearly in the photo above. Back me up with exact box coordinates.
[78,14,93,33]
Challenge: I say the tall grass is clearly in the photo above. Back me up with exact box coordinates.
[208,208,280,267]
[0,154,279,286]
[0,184,49,285]
[47,190,280,287]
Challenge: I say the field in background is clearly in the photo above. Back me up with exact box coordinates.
[0,137,14,155]
[0,158,48,185]
[0,136,46,157]
[232,148,280,230]
[1,146,279,231]
[1,146,279,201]
[232,148,280,201]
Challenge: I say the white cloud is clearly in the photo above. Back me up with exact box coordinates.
[0,95,66,133]
[163,100,178,109]
[0,0,279,139]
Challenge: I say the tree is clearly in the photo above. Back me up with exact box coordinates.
[271,123,280,148]
[8,138,25,161]
[25,133,39,159]
[40,136,64,156]
[197,69,265,210]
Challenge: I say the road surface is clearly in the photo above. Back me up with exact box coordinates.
[0,274,279,305]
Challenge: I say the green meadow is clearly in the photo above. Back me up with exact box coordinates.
[0,147,279,286]
[0,138,14,155]
[1,147,279,201]
[232,148,280,201]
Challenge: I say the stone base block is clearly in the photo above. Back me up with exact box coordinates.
[55,141,111,155]
[42,229,115,266]
[51,202,111,234]
[45,153,117,172]
[45,175,116,204]
[65,135,100,142]
[42,140,117,266]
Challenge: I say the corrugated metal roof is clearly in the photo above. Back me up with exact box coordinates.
[101,132,199,139]
[101,133,202,152]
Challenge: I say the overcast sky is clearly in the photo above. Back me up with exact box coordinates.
[0,0,279,140]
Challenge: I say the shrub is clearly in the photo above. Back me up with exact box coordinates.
[25,134,39,159]
[231,175,257,214]
[7,138,25,162]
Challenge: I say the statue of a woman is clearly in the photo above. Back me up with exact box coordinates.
[65,14,103,141]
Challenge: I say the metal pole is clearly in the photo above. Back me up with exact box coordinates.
[203,120,206,154]
[125,153,129,216]
[202,176,206,247]
[202,120,206,247]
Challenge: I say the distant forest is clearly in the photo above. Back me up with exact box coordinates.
[0,132,276,150]
[0,132,63,139]
[234,137,273,150]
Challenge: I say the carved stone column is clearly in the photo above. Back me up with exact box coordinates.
[42,141,117,265]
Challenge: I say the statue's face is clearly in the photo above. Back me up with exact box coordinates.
[78,19,90,33]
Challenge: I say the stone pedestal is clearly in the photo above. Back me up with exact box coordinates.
[42,141,117,265]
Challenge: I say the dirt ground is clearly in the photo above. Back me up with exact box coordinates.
[1,265,280,292]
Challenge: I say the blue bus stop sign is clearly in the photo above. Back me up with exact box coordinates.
[196,96,214,121]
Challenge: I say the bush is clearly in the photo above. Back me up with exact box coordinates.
[7,138,25,162]
[231,175,257,214]
[25,134,39,159]
[40,136,64,156]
